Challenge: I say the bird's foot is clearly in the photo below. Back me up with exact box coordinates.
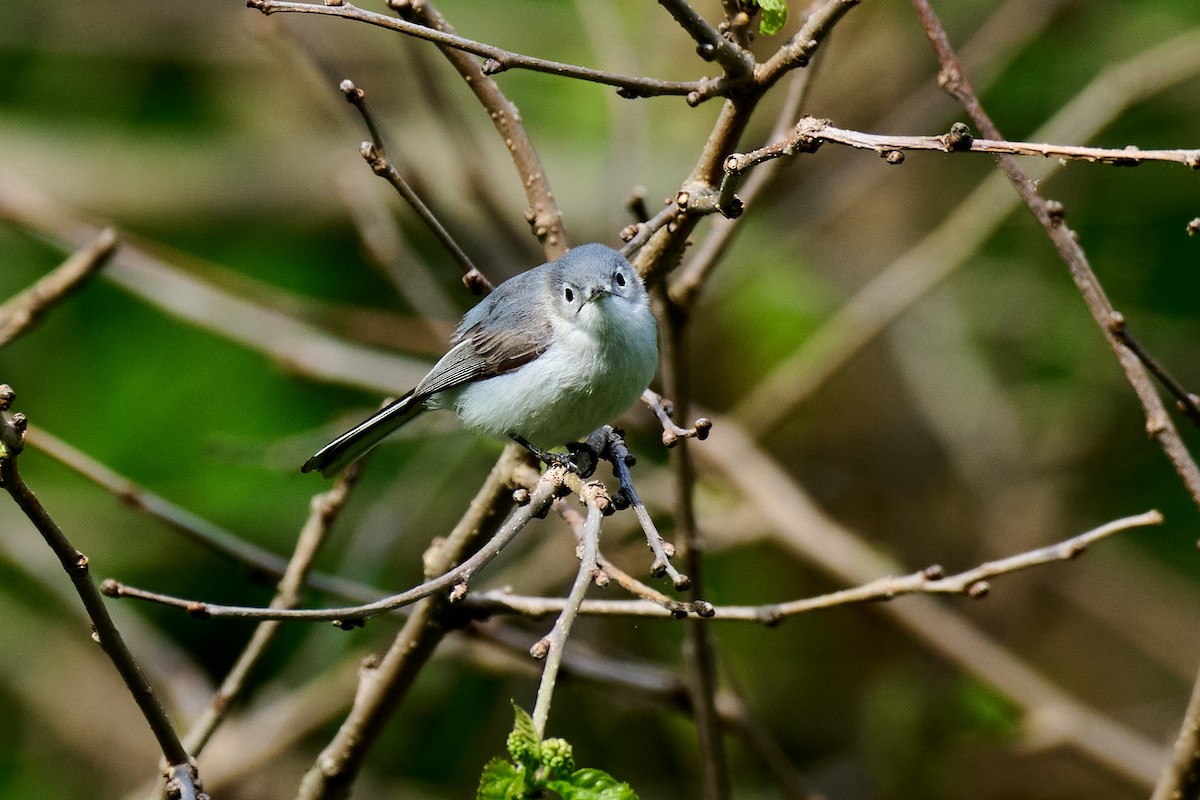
[512,437,598,479]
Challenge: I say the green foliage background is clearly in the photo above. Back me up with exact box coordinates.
[1,1,1199,798]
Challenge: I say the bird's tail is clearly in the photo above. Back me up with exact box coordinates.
[301,392,422,477]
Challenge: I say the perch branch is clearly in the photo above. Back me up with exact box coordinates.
[105,465,566,623]
[469,505,1162,621]
[604,429,691,591]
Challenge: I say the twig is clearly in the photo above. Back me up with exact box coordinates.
[604,430,691,591]
[724,115,1200,175]
[698,415,1166,785]
[733,27,1200,433]
[642,389,712,448]
[802,0,1070,229]
[469,508,1163,622]
[389,0,570,258]
[657,304,729,800]
[530,484,607,739]
[0,227,118,347]
[0,180,431,396]
[246,0,735,102]
[26,426,377,603]
[295,444,536,799]
[619,202,681,260]
[339,79,491,293]
[757,0,863,86]
[0,388,205,800]
[655,0,754,79]
[553,499,710,618]
[909,0,1200,513]
[181,459,366,756]
[670,66,815,308]
[1107,312,1200,427]
[105,466,564,623]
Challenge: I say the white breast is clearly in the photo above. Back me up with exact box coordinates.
[449,299,658,447]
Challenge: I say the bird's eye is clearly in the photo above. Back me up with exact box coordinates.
[614,271,627,288]
[563,286,575,303]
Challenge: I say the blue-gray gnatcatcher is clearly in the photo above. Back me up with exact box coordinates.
[302,243,659,476]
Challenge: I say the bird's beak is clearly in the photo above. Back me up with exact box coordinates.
[583,285,612,305]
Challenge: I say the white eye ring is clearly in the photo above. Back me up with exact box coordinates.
[563,286,575,303]
[614,271,627,288]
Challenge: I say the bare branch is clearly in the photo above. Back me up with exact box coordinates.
[0,227,117,347]
[246,0,734,102]
[757,0,863,86]
[0,389,206,799]
[604,429,691,591]
[724,115,1200,175]
[909,0,1200,514]
[530,483,607,739]
[733,28,1200,433]
[26,426,376,603]
[642,389,713,448]
[339,79,491,293]
[390,0,571,257]
[656,0,754,78]
[1107,312,1200,427]
[182,459,366,756]
[295,444,536,799]
[104,465,567,623]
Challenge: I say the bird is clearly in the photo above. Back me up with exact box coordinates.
[302,243,659,477]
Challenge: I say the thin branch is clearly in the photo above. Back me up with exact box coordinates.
[909,0,1200,512]
[295,444,536,800]
[642,389,713,448]
[698,415,1166,785]
[0,227,118,347]
[657,291,729,800]
[604,429,691,590]
[553,499,710,619]
[246,0,734,102]
[756,0,863,87]
[619,201,681,261]
[464,506,1163,622]
[733,27,1200,432]
[530,484,607,739]
[339,79,491,293]
[0,388,205,800]
[389,0,570,258]
[1107,312,1200,427]
[655,0,755,78]
[670,66,815,308]
[181,459,366,756]
[106,468,562,623]
[914,12,1200,792]
[26,426,377,603]
[724,115,1200,175]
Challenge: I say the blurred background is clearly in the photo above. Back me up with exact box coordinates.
[1,0,1199,797]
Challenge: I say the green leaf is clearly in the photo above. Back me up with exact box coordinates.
[506,702,540,769]
[544,768,639,800]
[477,758,526,800]
[749,0,788,35]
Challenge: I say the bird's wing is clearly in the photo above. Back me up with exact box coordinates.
[410,318,550,401]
